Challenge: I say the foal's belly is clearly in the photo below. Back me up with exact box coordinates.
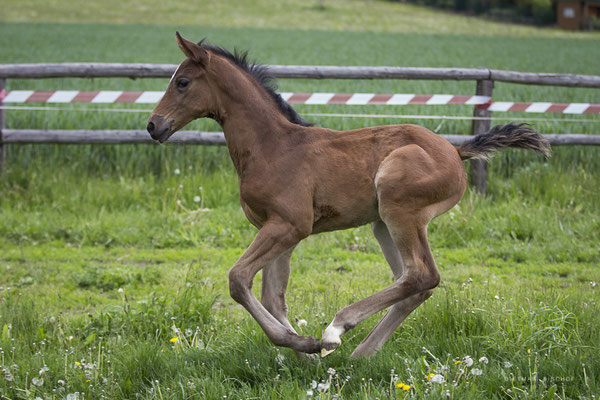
[311,181,380,234]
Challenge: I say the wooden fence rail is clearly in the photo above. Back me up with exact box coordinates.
[1,63,599,192]
[2,63,600,87]
[3,129,599,146]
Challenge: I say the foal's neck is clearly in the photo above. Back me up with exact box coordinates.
[211,60,297,174]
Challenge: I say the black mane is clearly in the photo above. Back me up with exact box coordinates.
[199,41,313,127]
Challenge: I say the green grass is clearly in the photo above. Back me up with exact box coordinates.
[3,0,600,38]
[1,2,600,399]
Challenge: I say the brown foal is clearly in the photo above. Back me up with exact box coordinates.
[148,33,551,358]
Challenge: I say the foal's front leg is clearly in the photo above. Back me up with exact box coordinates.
[229,221,321,354]
[261,247,311,358]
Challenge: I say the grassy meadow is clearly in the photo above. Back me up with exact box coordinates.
[1,1,600,399]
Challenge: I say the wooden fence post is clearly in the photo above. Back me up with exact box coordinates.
[470,79,494,194]
[0,78,5,173]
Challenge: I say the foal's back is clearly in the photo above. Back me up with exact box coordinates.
[292,123,466,234]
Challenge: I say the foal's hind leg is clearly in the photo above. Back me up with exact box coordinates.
[321,144,462,356]
[350,221,432,358]
[321,213,439,356]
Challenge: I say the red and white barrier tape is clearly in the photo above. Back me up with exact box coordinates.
[1,90,599,114]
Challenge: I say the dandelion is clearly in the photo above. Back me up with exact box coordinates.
[317,381,330,392]
[426,373,435,381]
[327,368,336,376]
[471,368,483,376]
[297,319,307,328]
[396,382,411,391]
[170,337,178,343]
[463,356,474,367]
[185,328,193,337]
[39,366,49,375]
[306,389,314,397]
[32,377,44,386]
[3,369,13,381]
[478,356,489,364]
[174,168,181,175]
[591,281,597,287]
[430,374,445,384]
[454,360,462,365]
[193,196,201,203]
[118,288,124,294]
[503,361,513,368]
[311,380,317,389]
[494,295,500,300]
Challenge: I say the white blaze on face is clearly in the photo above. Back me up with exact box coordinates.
[169,63,182,84]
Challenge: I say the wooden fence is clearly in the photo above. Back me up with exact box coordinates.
[1,63,599,193]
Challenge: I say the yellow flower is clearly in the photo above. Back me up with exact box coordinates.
[455,360,462,365]
[85,379,91,383]
[396,382,411,391]
[75,362,81,366]
[426,373,435,381]
[170,337,178,343]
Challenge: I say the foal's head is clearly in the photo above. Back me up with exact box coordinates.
[147,33,311,143]
[147,33,220,143]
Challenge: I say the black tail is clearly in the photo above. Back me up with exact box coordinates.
[457,123,551,161]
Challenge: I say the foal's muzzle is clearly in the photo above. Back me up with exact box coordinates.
[147,115,172,143]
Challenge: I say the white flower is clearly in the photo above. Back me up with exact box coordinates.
[66,394,80,400]
[494,295,500,300]
[39,366,49,375]
[504,361,513,368]
[317,381,330,392]
[430,374,445,384]
[3,369,13,381]
[297,319,307,328]
[32,377,44,386]
[463,356,474,367]
[479,356,489,364]
[193,196,201,203]
[58,379,65,386]
[118,288,124,294]
[275,354,285,364]
[187,380,195,389]
[174,168,181,175]
[327,367,336,375]
[306,389,314,397]
[591,281,597,287]
[471,368,483,376]
[311,380,317,389]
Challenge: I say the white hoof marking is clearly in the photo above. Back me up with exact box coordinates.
[321,322,344,357]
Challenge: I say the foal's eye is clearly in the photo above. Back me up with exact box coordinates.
[176,78,190,89]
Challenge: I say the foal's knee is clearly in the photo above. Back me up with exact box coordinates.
[228,267,250,303]
[399,267,440,295]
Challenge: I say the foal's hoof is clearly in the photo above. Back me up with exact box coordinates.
[320,323,344,357]
[321,346,337,358]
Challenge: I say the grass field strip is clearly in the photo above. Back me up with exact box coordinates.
[2,89,600,114]
[2,105,599,124]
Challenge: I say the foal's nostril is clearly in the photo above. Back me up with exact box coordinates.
[147,121,156,134]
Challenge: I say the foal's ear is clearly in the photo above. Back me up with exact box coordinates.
[175,32,209,66]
